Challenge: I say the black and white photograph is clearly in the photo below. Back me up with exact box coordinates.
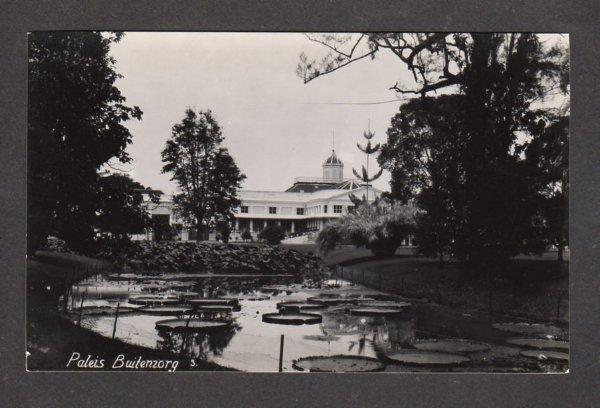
[26,31,570,373]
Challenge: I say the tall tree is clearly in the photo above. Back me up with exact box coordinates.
[524,113,569,261]
[299,33,568,268]
[379,95,465,259]
[161,109,246,238]
[28,31,142,255]
[95,174,160,240]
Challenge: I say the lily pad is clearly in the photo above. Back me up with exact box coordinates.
[262,312,322,325]
[69,306,136,316]
[413,339,490,353]
[357,301,412,308]
[349,308,404,316]
[492,322,563,336]
[520,350,569,362]
[303,334,341,342]
[386,351,471,366]
[306,297,349,305]
[128,296,179,306]
[506,338,569,350]
[138,306,193,315]
[155,318,231,332]
[293,355,385,372]
[168,291,200,299]
[188,298,239,306]
[194,305,240,313]
[277,301,325,311]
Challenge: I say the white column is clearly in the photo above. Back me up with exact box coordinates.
[249,219,253,231]
[235,218,239,231]
[291,221,295,233]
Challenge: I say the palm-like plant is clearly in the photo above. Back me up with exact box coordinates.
[351,127,384,204]
[317,200,418,256]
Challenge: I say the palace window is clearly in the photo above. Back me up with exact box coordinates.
[323,205,328,214]
[269,206,277,214]
[296,208,304,215]
[240,205,248,213]
[333,205,343,214]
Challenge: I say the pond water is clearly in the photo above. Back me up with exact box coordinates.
[67,276,568,372]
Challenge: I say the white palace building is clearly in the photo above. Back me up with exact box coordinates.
[135,150,382,242]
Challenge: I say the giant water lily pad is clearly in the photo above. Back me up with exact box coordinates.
[70,305,137,316]
[349,308,404,317]
[306,297,349,305]
[260,285,297,293]
[492,322,563,336]
[507,338,569,350]
[226,294,270,301]
[386,351,471,366]
[413,339,490,353]
[128,296,179,306]
[168,291,200,299]
[194,305,240,313]
[357,301,412,309]
[520,350,569,362]
[277,301,325,311]
[262,312,322,325]
[155,318,231,332]
[293,355,385,372]
[303,334,341,342]
[138,306,193,315]
[315,293,341,299]
[188,298,239,306]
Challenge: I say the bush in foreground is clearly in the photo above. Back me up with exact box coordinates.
[317,200,418,256]
[258,224,285,245]
[97,241,328,284]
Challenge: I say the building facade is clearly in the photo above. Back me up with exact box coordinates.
[133,150,382,241]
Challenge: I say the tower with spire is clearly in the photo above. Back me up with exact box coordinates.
[322,150,344,182]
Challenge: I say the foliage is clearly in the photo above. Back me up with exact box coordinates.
[41,236,74,254]
[524,113,569,260]
[317,200,418,256]
[349,128,383,205]
[151,216,179,241]
[28,31,142,255]
[301,33,569,268]
[161,109,246,238]
[240,229,253,242]
[97,241,329,283]
[96,174,160,239]
[258,224,286,245]
[215,220,232,243]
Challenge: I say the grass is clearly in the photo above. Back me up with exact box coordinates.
[337,256,569,324]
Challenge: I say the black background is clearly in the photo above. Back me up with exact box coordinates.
[1,1,599,406]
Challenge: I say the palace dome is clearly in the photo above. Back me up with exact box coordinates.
[324,150,342,165]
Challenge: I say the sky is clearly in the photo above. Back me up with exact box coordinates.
[109,33,568,195]
[109,32,418,194]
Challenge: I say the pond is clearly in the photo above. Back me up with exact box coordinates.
[66,276,568,372]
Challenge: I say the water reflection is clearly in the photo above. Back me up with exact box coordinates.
[319,310,417,355]
[157,321,241,359]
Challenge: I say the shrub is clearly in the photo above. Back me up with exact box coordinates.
[215,220,231,243]
[96,241,328,284]
[241,229,253,242]
[258,224,286,245]
[317,200,418,256]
